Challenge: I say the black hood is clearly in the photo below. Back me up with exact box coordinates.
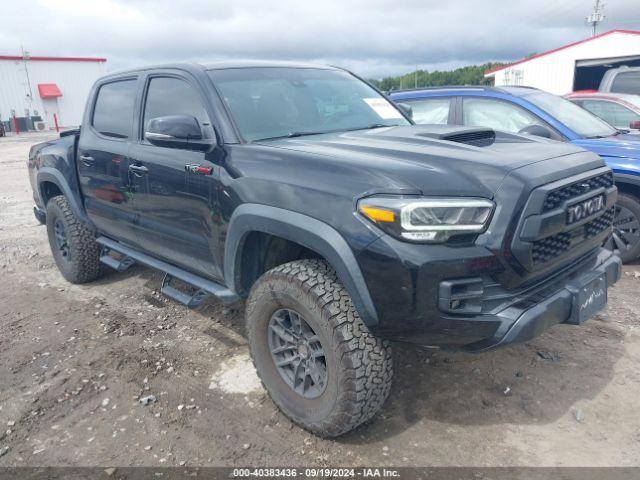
[257,125,593,198]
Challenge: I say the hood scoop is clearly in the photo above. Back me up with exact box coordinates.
[418,127,496,147]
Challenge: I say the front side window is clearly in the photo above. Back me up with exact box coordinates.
[92,79,137,139]
[209,68,410,141]
[580,99,640,129]
[611,71,640,95]
[143,77,213,138]
[403,97,451,125]
[462,97,545,133]
[524,91,616,138]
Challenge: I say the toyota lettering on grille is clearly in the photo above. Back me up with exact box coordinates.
[566,195,604,225]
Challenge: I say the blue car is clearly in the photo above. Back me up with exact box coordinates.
[391,86,640,262]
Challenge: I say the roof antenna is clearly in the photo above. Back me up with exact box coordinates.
[586,0,605,37]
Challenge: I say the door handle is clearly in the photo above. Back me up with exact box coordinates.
[129,164,149,176]
[79,154,94,166]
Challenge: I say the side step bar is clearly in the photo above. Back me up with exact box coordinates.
[96,236,239,307]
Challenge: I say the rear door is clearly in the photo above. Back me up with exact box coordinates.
[77,77,140,246]
[128,73,223,280]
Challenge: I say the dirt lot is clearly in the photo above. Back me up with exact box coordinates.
[0,132,639,467]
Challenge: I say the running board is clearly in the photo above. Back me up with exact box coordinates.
[100,245,135,272]
[96,236,239,306]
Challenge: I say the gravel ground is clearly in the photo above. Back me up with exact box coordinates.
[0,132,639,467]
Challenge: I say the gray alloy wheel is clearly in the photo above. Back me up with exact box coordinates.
[268,308,328,399]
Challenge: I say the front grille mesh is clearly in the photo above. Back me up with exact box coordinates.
[542,172,614,212]
[532,207,614,265]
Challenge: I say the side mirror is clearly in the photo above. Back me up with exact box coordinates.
[145,115,214,151]
[630,120,640,129]
[519,124,554,139]
[396,102,413,119]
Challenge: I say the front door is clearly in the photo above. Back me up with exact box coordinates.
[128,75,223,280]
[77,78,140,246]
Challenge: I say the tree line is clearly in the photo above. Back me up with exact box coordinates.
[369,62,506,92]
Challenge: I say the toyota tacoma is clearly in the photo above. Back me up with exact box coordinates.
[27,62,621,437]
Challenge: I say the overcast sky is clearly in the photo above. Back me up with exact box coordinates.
[1,0,638,78]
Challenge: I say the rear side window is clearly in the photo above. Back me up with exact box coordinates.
[403,97,451,124]
[142,77,211,135]
[92,80,137,139]
[581,99,640,128]
[611,72,640,95]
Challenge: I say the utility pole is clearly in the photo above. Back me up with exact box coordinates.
[21,46,34,129]
[586,0,605,37]
[414,65,418,89]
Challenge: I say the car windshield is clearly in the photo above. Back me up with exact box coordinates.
[525,91,617,138]
[208,67,409,142]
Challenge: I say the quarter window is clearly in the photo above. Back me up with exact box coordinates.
[92,79,137,139]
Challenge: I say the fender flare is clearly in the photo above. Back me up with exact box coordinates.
[224,204,379,326]
[37,168,93,227]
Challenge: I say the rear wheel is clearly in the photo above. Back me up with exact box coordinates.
[246,259,392,437]
[46,195,103,283]
[607,193,640,263]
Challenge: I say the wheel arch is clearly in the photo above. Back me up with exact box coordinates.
[224,204,379,326]
[37,168,93,227]
[613,173,640,200]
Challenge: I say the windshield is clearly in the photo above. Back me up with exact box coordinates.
[525,91,617,138]
[208,67,409,141]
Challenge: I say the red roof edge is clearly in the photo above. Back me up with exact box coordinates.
[0,55,106,63]
[484,29,640,76]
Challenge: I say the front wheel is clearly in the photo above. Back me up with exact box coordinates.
[246,259,393,437]
[606,193,640,263]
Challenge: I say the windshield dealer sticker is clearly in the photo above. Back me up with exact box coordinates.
[363,98,403,119]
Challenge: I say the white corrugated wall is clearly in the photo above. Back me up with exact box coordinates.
[0,58,105,127]
[487,31,640,95]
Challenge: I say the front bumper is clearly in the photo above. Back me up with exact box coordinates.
[461,248,620,352]
[365,246,621,352]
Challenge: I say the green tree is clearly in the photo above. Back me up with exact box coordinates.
[370,62,506,91]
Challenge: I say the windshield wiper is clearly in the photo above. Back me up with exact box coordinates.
[346,123,398,132]
[256,131,329,141]
[256,124,398,142]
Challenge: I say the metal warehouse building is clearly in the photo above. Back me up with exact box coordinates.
[0,54,106,132]
[485,29,640,95]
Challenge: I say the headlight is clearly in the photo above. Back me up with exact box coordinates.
[357,196,494,243]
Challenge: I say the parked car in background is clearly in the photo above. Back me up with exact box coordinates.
[391,86,640,262]
[599,66,640,95]
[566,91,640,132]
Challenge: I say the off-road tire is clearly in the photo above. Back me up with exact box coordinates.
[610,193,640,263]
[246,259,393,437]
[46,195,103,283]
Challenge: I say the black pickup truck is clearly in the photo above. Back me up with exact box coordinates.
[28,61,621,437]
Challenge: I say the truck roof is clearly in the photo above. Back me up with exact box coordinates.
[103,60,339,78]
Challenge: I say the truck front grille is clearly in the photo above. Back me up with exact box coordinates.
[531,207,614,265]
[542,172,613,212]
